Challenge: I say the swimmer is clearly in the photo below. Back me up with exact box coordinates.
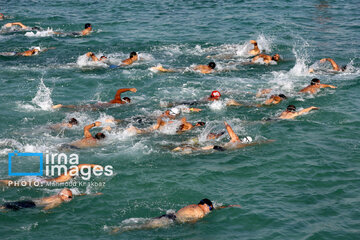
[0,47,55,57]
[80,23,92,36]
[279,105,319,119]
[121,52,138,66]
[112,198,240,232]
[0,13,4,20]
[252,53,280,64]
[52,87,137,109]
[309,58,347,72]
[299,78,336,94]
[49,118,79,131]
[68,122,106,148]
[0,164,104,187]
[86,52,107,62]
[207,90,243,106]
[151,62,216,74]
[173,121,268,152]
[0,188,100,211]
[257,94,287,106]
[248,40,260,55]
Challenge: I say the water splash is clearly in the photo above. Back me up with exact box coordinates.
[31,78,53,111]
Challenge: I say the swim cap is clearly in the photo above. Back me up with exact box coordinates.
[85,23,91,29]
[34,47,41,51]
[241,136,253,143]
[211,90,221,99]
[169,108,180,116]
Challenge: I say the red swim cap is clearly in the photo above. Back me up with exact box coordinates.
[211,90,221,98]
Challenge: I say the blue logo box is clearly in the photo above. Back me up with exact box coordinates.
[8,150,43,176]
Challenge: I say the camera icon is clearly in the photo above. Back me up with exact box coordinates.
[8,150,43,176]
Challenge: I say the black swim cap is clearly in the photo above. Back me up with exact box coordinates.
[95,132,106,140]
[130,52,137,58]
[208,62,216,69]
[199,198,214,210]
[341,65,347,71]
[85,23,91,29]
[123,97,131,103]
[311,78,320,85]
[68,118,78,125]
[278,94,287,99]
[287,105,296,112]
[196,121,206,126]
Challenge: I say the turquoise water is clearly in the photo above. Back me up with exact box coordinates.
[1,0,360,239]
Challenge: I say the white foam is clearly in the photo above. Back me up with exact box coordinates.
[209,100,225,111]
[31,78,53,111]
[25,28,55,37]
[76,53,108,68]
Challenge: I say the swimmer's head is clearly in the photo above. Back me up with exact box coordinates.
[199,198,214,211]
[278,94,287,99]
[272,54,280,61]
[130,51,137,59]
[32,27,40,31]
[85,23,92,29]
[195,121,206,127]
[341,65,347,71]
[208,62,216,69]
[100,56,107,61]
[286,105,296,112]
[95,132,106,140]
[59,188,73,202]
[68,118,78,125]
[311,78,320,85]
[123,97,131,103]
[210,90,221,99]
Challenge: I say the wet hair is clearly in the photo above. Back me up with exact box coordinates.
[287,105,296,112]
[254,42,258,46]
[68,118,78,125]
[213,145,225,151]
[341,65,347,71]
[123,97,131,103]
[311,78,320,85]
[196,121,206,126]
[278,94,287,99]
[100,56,107,59]
[95,132,106,140]
[32,27,40,31]
[85,23,92,29]
[208,62,216,69]
[130,52,137,58]
[198,198,214,210]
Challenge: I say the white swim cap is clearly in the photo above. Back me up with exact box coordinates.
[169,108,180,116]
[242,136,253,143]
[34,47,41,51]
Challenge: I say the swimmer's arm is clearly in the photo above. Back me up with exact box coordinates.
[297,106,319,116]
[114,88,137,100]
[251,55,260,63]
[40,47,56,53]
[84,121,101,138]
[226,99,243,106]
[75,192,103,197]
[7,22,28,29]
[215,204,242,210]
[320,58,340,71]
[319,84,337,89]
[256,88,272,98]
[42,202,61,211]
[49,164,104,183]
[224,121,240,142]
[86,52,99,61]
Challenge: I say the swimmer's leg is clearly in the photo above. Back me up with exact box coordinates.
[52,104,77,109]
[224,121,240,142]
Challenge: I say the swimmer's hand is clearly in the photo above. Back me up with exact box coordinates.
[250,40,257,44]
[130,88,137,93]
[52,104,63,109]
[216,204,242,209]
[94,121,102,127]
[329,85,337,89]
[189,108,202,112]
[310,106,319,110]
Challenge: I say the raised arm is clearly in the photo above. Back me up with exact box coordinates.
[113,88,137,101]
[86,52,99,62]
[6,22,28,29]
[224,121,240,142]
[320,58,340,71]
[84,121,101,138]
